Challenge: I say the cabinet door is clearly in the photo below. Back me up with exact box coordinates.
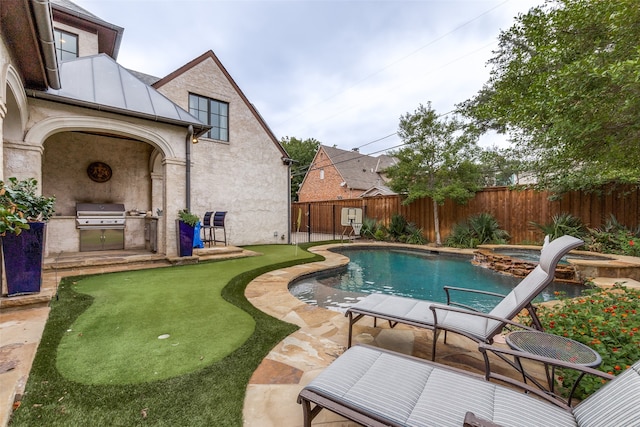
[80,229,103,252]
[102,229,125,250]
[79,229,124,251]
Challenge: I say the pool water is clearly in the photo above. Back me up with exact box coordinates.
[289,248,585,313]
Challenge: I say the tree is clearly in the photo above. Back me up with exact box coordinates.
[386,103,482,245]
[459,0,640,194]
[478,146,526,187]
[280,136,320,201]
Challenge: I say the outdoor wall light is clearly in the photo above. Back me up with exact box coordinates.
[191,136,199,144]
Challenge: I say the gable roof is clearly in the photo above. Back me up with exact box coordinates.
[27,54,210,133]
[153,50,288,159]
[360,184,397,198]
[51,0,124,59]
[318,145,397,191]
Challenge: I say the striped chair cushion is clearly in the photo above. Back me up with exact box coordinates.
[348,293,436,326]
[303,346,577,427]
[573,361,640,427]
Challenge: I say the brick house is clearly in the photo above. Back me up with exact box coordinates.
[0,0,292,257]
[297,145,397,202]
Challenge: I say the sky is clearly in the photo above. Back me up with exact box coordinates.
[72,0,545,156]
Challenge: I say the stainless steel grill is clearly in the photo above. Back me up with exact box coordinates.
[75,203,126,229]
[76,203,126,252]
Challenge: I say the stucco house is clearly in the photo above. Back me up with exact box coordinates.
[1,0,292,259]
[297,145,397,202]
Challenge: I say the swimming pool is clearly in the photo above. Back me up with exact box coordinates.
[289,247,585,313]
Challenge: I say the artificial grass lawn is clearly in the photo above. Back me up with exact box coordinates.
[11,244,321,426]
[58,264,256,384]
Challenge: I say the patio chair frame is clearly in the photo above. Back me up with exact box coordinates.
[298,343,624,427]
[345,235,584,360]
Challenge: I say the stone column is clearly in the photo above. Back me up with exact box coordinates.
[150,170,164,253]
[0,100,5,181]
[162,157,187,257]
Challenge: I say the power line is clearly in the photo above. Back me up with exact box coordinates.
[289,104,467,178]
[291,139,406,178]
[275,0,512,133]
[290,104,461,174]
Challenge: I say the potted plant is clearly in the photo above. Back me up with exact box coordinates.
[176,209,199,257]
[0,177,56,296]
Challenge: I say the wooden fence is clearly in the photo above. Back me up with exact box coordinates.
[291,185,639,244]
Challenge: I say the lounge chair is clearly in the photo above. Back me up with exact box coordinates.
[298,344,640,427]
[345,235,584,360]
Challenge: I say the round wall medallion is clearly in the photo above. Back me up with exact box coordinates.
[87,161,112,183]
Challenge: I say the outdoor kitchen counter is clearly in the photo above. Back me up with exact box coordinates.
[46,215,149,254]
[124,216,147,250]
[47,216,78,254]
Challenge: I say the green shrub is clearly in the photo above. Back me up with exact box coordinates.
[0,177,56,234]
[362,214,427,245]
[359,216,380,239]
[373,228,387,241]
[469,212,509,244]
[586,215,640,257]
[445,222,476,248]
[537,284,640,399]
[530,213,587,242]
[387,214,408,241]
[402,223,427,245]
[529,213,639,256]
[445,213,508,248]
[178,209,199,226]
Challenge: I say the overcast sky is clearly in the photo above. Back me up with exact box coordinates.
[73,0,544,155]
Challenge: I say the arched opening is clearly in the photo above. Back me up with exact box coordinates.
[25,116,173,254]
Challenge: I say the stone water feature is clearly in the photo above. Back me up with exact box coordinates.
[474,244,640,284]
[472,249,581,284]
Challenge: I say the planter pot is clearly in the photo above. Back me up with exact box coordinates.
[177,220,195,257]
[2,222,46,296]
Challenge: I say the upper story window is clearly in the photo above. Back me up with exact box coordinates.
[188,94,229,141]
[54,29,78,62]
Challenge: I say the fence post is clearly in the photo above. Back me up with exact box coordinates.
[332,204,336,239]
[307,203,311,242]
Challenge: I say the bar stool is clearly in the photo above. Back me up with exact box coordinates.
[212,211,227,246]
[201,211,214,247]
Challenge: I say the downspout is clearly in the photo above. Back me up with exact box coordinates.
[283,157,294,244]
[185,125,194,211]
[31,0,61,89]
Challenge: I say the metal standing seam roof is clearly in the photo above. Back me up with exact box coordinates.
[30,54,209,131]
[319,145,398,191]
